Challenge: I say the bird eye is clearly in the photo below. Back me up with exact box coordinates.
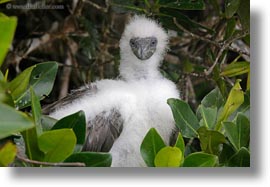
[130,39,135,47]
[150,39,157,46]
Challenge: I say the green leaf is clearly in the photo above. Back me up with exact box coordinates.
[154,146,182,167]
[110,0,146,14]
[237,0,250,30]
[0,103,34,139]
[225,0,241,19]
[159,0,205,10]
[65,152,112,167]
[223,113,250,151]
[0,16,17,67]
[208,0,221,14]
[201,88,224,109]
[30,87,42,136]
[228,147,250,167]
[224,18,236,40]
[38,129,76,162]
[21,127,44,161]
[215,79,244,131]
[167,98,200,138]
[8,65,35,102]
[183,152,218,167]
[40,115,58,131]
[159,8,214,35]
[219,143,236,166]
[247,70,250,91]
[0,81,14,107]
[52,111,86,152]
[16,62,58,109]
[197,126,226,155]
[197,105,217,129]
[220,61,250,77]
[229,91,250,121]
[0,71,4,80]
[0,141,17,167]
[21,88,45,161]
[174,133,185,163]
[213,66,229,98]
[0,0,12,4]
[140,128,166,167]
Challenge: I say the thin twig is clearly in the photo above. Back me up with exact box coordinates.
[186,76,197,107]
[173,17,250,75]
[58,51,73,99]
[204,30,249,76]
[84,0,108,12]
[17,155,86,167]
[172,17,250,56]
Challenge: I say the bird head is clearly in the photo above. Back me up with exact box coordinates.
[119,15,169,80]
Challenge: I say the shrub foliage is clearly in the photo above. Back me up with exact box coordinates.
[0,0,249,167]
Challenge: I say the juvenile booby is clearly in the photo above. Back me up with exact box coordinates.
[47,16,180,167]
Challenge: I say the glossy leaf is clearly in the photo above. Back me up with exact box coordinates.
[52,110,86,152]
[0,103,34,139]
[208,0,221,14]
[220,61,250,77]
[229,90,250,121]
[21,88,45,161]
[225,0,241,18]
[65,152,112,167]
[197,126,226,155]
[237,0,250,30]
[38,129,76,162]
[201,88,224,109]
[0,81,14,107]
[0,71,3,80]
[154,146,182,167]
[22,127,45,161]
[8,65,35,102]
[40,115,58,131]
[215,79,244,131]
[159,0,205,10]
[174,133,185,163]
[140,128,166,167]
[30,87,42,136]
[16,62,58,109]
[0,16,17,67]
[228,147,250,167]
[213,66,229,98]
[159,8,214,35]
[247,70,250,91]
[219,143,236,166]
[167,98,200,138]
[197,105,217,129]
[183,152,218,167]
[224,18,236,40]
[0,141,17,166]
[223,113,250,151]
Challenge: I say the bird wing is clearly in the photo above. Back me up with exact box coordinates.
[42,83,123,152]
[83,108,123,152]
[42,84,98,115]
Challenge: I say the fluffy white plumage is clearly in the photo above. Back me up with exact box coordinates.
[50,15,180,167]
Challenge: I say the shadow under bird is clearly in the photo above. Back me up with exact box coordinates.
[44,15,180,167]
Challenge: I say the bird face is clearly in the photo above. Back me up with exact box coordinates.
[129,37,158,60]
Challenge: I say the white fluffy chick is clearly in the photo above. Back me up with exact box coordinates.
[48,15,180,167]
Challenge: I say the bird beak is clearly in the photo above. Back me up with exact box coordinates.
[130,37,157,61]
[137,47,146,60]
